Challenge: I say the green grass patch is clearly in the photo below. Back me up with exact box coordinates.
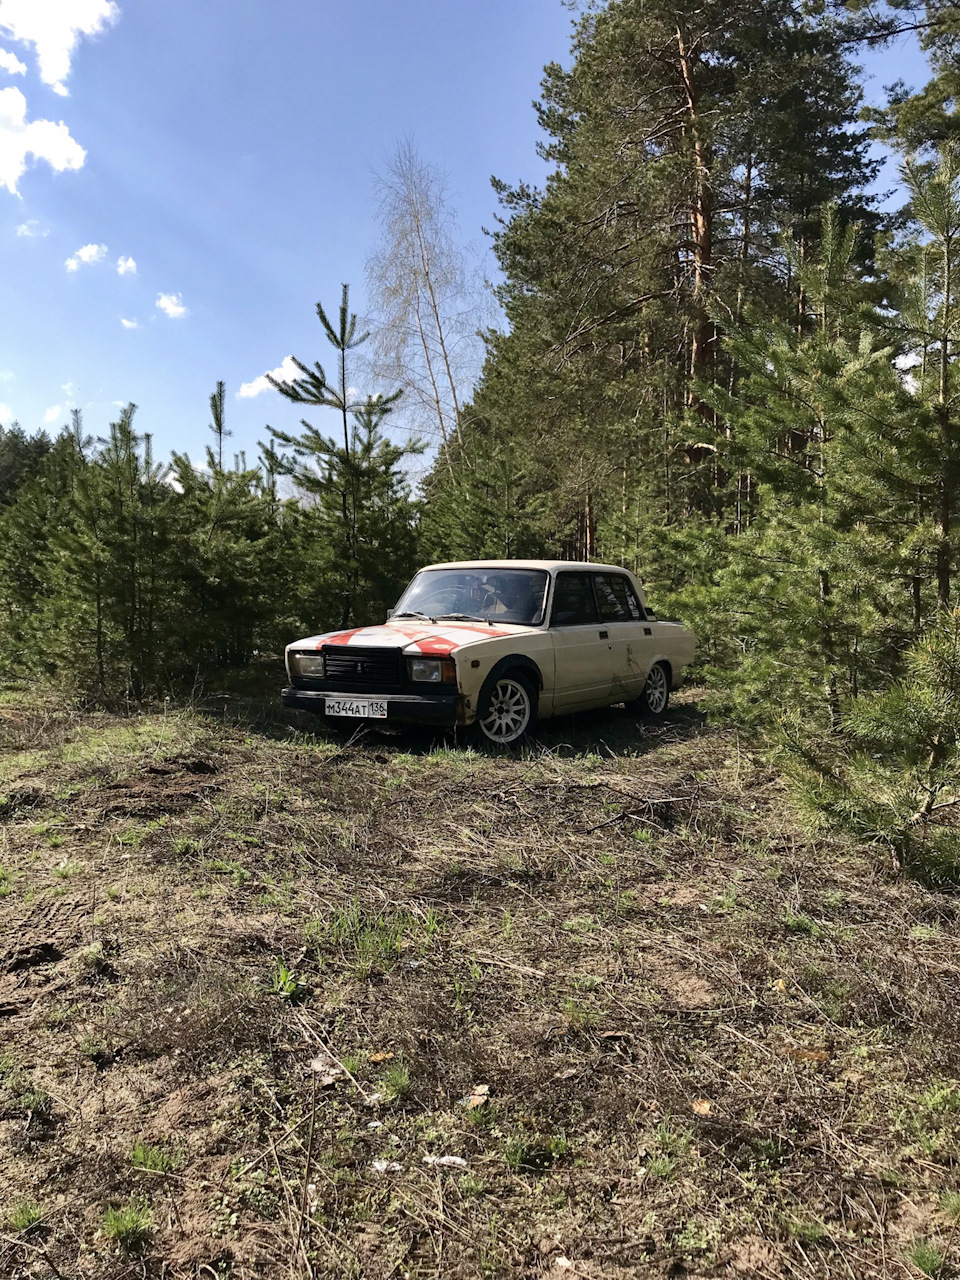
[306,899,441,978]
[102,1198,152,1251]
[6,1201,42,1232]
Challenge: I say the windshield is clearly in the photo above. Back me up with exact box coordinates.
[394,568,549,626]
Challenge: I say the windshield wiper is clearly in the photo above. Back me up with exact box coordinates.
[432,613,496,625]
[393,610,431,620]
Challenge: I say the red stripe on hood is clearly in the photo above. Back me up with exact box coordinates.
[317,628,365,647]
[414,629,510,655]
[317,622,511,653]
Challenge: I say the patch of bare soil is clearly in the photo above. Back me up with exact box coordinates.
[1,693,959,1279]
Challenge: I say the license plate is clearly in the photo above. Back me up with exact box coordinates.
[324,698,388,719]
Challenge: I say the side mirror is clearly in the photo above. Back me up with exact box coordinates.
[386,608,395,619]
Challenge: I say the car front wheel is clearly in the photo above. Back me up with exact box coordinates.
[477,673,537,745]
[630,661,670,717]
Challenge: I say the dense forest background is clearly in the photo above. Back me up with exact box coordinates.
[6,0,960,874]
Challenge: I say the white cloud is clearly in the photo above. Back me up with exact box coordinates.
[65,241,106,271]
[0,48,26,77]
[237,355,301,399]
[15,217,47,236]
[156,291,187,319]
[43,403,61,423]
[0,402,12,421]
[0,1,120,96]
[0,86,85,195]
[116,254,135,276]
[120,317,138,329]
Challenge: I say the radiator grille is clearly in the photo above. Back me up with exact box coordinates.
[321,646,403,692]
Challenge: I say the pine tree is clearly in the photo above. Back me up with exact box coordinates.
[786,606,960,886]
[0,423,52,506]
[267,286,422,628]
[421,0,882,581]
[0,426,78,675]
[700,212,917,726]
[169,385,268,678]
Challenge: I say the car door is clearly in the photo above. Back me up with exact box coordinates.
[591,571,655,701]
[549,571,617,711]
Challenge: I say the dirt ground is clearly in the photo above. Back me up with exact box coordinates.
[1,684,959,1280]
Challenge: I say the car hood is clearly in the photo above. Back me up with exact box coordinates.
[289,619,535,658]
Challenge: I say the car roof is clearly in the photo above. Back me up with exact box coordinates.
[419,560,635,574]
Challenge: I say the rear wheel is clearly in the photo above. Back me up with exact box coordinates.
[629,661,670,718]
[476,672,537,745]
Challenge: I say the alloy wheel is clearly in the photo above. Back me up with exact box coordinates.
[479,677,532,744]
[644,663,668,714]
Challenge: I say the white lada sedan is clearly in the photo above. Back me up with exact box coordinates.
[282,560,696,745]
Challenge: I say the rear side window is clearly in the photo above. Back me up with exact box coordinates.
[551,573,599,626]
[593,573,644,622]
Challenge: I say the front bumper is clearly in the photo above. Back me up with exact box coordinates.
[281,687,461,727]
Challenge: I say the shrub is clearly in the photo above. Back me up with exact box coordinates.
[786,607,960,886]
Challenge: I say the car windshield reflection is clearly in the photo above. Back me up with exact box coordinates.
[394,569,548,626]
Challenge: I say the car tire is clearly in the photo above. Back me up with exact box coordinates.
[475,670,538,746]
[628,661,671,718]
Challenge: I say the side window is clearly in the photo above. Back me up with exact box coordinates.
[593,573,644,622]
[550,573,599,626]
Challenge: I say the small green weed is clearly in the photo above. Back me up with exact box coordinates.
[786,1218,826,1244]
[78,1034,110,1062]
[782,910,821,938]
[896,1081,960,1155]
[379,1061,410,1103]
[503,1132,569,1173]
[207,857,250,887]
[904,1237,944,1277]
[117,817,168,847]
[306,900,440,978]
[6,1072,53,1118]
[131,1140,176,1173]
[52,858,82,880]
[561,997,599,1031]
[645,1120,693,1180]
[102,1199,152,1251]
[269,959,305,1001]
[6,1201,42,1231]
[910,923,942,941]
[707,887,738,914]
[562,915,598,934]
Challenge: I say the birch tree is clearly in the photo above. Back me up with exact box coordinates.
[366,141,486,461]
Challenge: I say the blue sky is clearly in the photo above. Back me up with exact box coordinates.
[1,0,575,461]
[0,2,933,467]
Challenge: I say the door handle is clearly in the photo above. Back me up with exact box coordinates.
[599,630,609,639]
[643,627,652,636]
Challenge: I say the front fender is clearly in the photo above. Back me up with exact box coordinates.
[457,649,547,723]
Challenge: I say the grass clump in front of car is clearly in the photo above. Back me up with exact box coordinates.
[305,898,442,978]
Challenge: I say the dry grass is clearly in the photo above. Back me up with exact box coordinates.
[1,683,959,1279]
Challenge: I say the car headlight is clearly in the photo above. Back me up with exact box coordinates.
[407,657,456,684]
[290,651,324,678]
